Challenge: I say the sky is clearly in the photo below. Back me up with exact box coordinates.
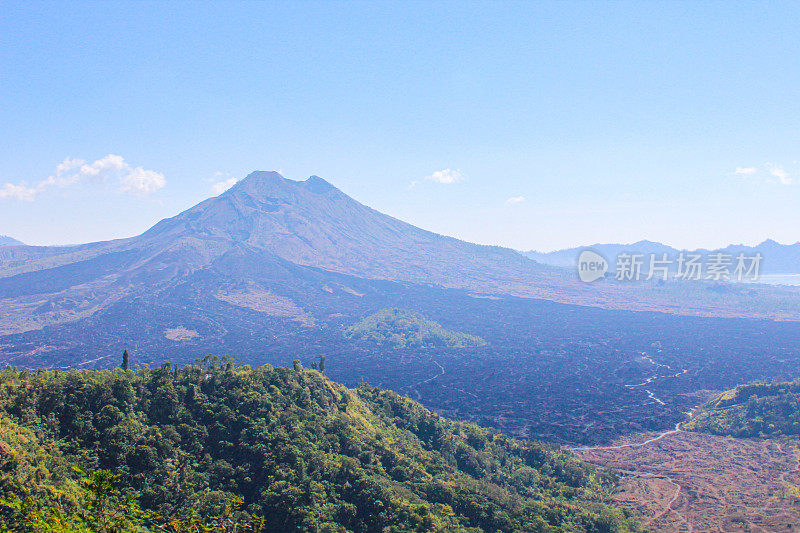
[2,1,800,251]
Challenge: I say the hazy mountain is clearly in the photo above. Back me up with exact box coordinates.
[524,240,674,269]
[0,235,24,246]
[524,239,800,275]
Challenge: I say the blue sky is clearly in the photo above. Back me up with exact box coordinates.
[2,1,800,251]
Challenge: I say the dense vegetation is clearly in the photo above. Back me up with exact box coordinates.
[684,378,800,439]
[345,308,486,349]
[0,359,640,532]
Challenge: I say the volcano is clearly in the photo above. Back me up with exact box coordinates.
[1,171,798,367]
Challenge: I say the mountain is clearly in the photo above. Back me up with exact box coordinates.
[0,171,547,338]
[0,235,23,246]
[2,171,800,371]
[140,172,540,287]
[722,238,800,274]
[0,362,640,532]
[524,239,800,275]
[524,241,675,269]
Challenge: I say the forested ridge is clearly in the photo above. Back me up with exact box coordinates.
[0,358,640,532]
[685,377,800,439]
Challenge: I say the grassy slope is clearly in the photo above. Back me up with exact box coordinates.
[684,378,800,439]
[345,308,486,349]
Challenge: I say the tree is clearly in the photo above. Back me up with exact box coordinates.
[75,466,143,533]
[293,360,303,372]
[122,350,129,371]
[319,355,326,374]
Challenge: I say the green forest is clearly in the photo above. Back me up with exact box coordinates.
[684,377,800,439]
[345,309,486,349]
[0,357,640,532]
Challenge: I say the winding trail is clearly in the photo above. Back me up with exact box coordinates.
[408,360,445,400]
[573,353,693,451]
[623,353,688,407]
[659,476,694,533]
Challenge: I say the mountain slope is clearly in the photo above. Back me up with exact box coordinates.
[0,363,641,532]
[0,171,549,338]
[0,235,23,246]
[1,171,539,287]
[142,172,539,286]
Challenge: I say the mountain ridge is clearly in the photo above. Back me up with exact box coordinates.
[524,239,800,274]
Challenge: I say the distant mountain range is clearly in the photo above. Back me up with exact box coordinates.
[2,171,800,369]
[0,235,24,246]
[524,239,800,275]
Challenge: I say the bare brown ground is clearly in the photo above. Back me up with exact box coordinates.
[574,431,800,532]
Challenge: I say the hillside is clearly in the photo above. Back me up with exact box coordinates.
[345,308,486,348]
[0,361,640,532]
[684,378,800,439]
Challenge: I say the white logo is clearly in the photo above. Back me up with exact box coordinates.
[577,250,608,283]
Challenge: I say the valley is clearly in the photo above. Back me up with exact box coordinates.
[576,431,800,532]
[4,264,800,447]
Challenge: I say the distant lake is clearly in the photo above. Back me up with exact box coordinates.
[738,274,800,286]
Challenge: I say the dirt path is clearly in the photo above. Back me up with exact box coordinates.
[572,419,686,451]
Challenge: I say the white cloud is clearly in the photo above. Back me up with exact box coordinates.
[56,157,84,176]
[506,196,526,205]
[768,164,792,185]
[0,155,166,200]
[425,168,463,184]
[121,167,167,195]
[734,166,757,175]
[212,176,239,194]
[732,163,797,185]
[0,183,37,201]
[80,154,127,179]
